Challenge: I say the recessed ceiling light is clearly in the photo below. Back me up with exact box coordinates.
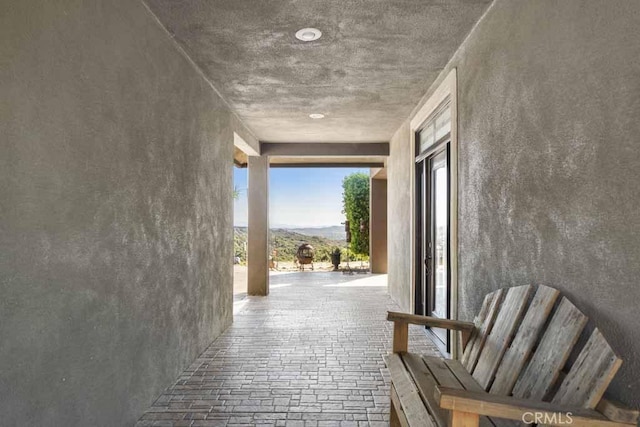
[296,28,322,42]
[309,113,325,119]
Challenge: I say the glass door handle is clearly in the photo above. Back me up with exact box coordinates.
[424,258,431,274]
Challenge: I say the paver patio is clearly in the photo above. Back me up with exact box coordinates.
[137,272,438,426]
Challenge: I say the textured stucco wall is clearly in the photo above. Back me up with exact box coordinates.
[387,121,413,312]
[387,0,640,408]
[0,0,249,424]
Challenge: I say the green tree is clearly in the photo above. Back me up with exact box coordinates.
[342,172,370,256]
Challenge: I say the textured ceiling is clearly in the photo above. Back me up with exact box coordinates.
[145,0,491,143]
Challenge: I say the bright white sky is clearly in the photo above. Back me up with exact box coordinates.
[234,167,368,228]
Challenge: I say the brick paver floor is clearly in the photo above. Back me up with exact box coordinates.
[137,272,439,426]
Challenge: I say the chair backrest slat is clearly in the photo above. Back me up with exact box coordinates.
[472,285,533,390]
[460,291,497,367]
[490,285,560,395]
[552,328,622,409]
[511,297,587,400]
[461,289,504,372]
[458,285,625,423]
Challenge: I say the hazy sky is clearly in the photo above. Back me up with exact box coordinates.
[234,167,368,228]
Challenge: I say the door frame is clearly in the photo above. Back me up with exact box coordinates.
[409,68,459,358]
[415,138,451,354]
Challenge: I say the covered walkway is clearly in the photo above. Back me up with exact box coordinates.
[137,273,437,426]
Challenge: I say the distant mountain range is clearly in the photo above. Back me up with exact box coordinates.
[233,226,346,262]
[285,225,346,241]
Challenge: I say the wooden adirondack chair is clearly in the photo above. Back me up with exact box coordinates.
[384,284,639,427]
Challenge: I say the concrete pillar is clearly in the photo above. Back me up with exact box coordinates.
[370,177,388,274]
[247,156,269,295]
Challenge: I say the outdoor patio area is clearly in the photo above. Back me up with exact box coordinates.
[137,273,438,426]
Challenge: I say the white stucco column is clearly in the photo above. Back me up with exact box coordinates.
[247,155,269,296]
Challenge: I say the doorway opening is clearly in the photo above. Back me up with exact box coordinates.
[267,167,370,274]
[233,164,248,301]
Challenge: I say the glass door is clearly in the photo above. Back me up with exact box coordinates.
[415,100,453,354]
[427,148,450,346]
[415,142,451,353]
[415,102,452,353]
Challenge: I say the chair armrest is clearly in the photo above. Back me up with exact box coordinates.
[435,387,634,427]
[597,398,639,425]
[387,312,476,353]
[387,311,475,331]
